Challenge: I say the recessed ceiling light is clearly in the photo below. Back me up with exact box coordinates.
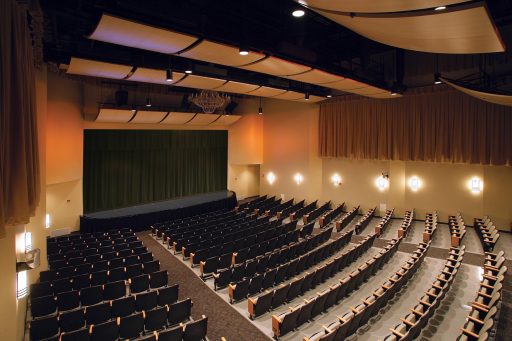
[185,70,193,74]
[292,9,305,17]
[435,6,446,10]
[327,95,332,98]
[239,47,249,56]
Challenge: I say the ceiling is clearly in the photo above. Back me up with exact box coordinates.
[38,0,512,109]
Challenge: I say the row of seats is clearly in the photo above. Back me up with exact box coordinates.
[291,201,318,222]
[374,209,394,237]
[32,259,159,298]
[233,229,353,308]
[474,216,500,252]
[266,198,294,217]
[303,239,432,341]
[254,197,282,215]
[277,200,305,219]
[33,312,206,341]
[31,270,169,320]
[32,284,179,320]
[395,210,414,239]
[213,228,335,290]
[354,207,377,234]
[449,213,466,247]
[273,234,400,338]
[303,201,332,224]
[199,221,298,278]
[47,229,134,255]
[249,230,375,319]
[153,209,234,235]
[235,195,267,212]
[382,246,465,340]
[335,206,359,232]
[318,203,345,228]
[458,250,507,340]
[422,212,439,242]
[31,289,187,340]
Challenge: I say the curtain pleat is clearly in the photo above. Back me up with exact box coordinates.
[0,0,40,237]
[83,130,228,213]
[319,86,512,166]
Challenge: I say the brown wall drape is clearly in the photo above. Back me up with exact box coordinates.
[319,86,512,166]
[0,0,40,237]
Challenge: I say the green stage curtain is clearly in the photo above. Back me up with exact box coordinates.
[83,130,228,213]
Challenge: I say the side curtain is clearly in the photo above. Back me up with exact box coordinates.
[0,0,40,237]
[83,130,228,213]
[319,86,512,165]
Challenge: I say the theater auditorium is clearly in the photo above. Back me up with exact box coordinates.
[1,0,511,340]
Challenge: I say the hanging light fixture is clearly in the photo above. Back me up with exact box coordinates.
[258,97,263,115]
[305,92,310,101]
[189,90,231,114]
[145,97,152,107]
[239,46,249,56]
[166,68,173,82]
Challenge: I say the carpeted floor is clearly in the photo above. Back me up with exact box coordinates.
[137,233,271,341]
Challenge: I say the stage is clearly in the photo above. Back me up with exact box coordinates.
[80,190,237,233]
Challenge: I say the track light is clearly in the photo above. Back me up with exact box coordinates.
[435,6,446,11]
[258,97,263,115]
[434,73,442,85]
[239,47,249,56]
[185,69,193,74]
[292,9,305,17]
[327,94,332,98]
[305,93,310,101]
[145,97,152,107]
[166,69,173,82]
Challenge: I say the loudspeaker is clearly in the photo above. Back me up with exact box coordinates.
[225,101,238,113]
[115,90,128,106]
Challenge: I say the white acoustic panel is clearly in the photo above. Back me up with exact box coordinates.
[186,114,220,125]
[174,75,227,90]
[96,108,135,123]
[179,40,265,67]
[214,81,260,94]
[272,91,305,101]
[313,2,504,54]
[247,86,287,97]
[327,78,369,91]
[160,112,196,125]
[67,57,132,79]
[89,14,198,54]
[285,69,344,84]
[210,115,242,125]
[130,111,168,123]
[127,68,186,85]
[442,78,512,106]
[240,56,312,76]
[301,0,468,13]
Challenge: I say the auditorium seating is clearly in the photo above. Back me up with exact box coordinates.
[374,209,394,237]
[457,250,507,340]
[302,239,432,340]
[354,207,377,234]
[449,213,467,247]
[474,216,500,252]
[380,246,465,340]
[235,195,267,212]
[318,203,345,228]
[422,212,439,243]
[278,200,305,220]
[29,228,208,341]
[291,201,318,221]
[335,206,359,232]
[302,201,331,224]
[266,198,294,218]
[395,210,413,238]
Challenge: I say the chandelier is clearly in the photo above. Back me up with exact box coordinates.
[189,90,231,114]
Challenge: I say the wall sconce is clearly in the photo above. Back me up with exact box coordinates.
[331,174,342,187]
[294,173,303,185]
[17,270,27,299]
[45,214,51,229]
[408,176,421,192]
[469,177,483,194]
[266,172,276,185]
[375,173,389,191]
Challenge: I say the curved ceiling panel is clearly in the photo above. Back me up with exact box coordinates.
[294,95,326,103]
[187,114,220,125]
[240,56,312,76]
[327,78,369,91]
[368,91,402,99]
[247,86,287,97]
[285,69,343,84]
[215,81,260,94]
[89,14,198,54]
[67,57,132,79]
[129,110,168,123]
[179,40,265,67]
[127,67,186,85]
[160,112,196,125]
[210,115,242,125]
[96,108,135,122]
[301,0,468,13]
[313,2,504,54]
[272,91,305,101]
[442,78,512,106]
[174,75,227,90]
